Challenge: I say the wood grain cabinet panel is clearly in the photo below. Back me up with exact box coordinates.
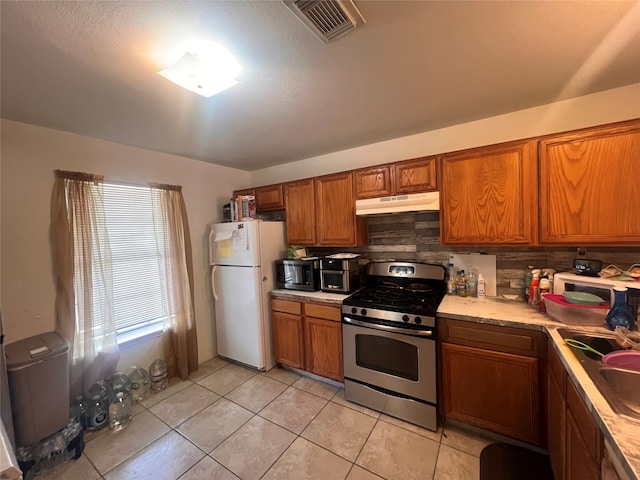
[395,157,437,194]
[304,315,343,381]
[354,165,395,199]
[271,310,304,369]
[441,342,542,445]
[285,179,317,245]
[539,120,640,245]
[566,409,601,480]
[271,298,343,381]
[256,184,285,211]
[440,140,537,245]
[232,188,256,197]
[547,342,567,480]
[316,172,366,246]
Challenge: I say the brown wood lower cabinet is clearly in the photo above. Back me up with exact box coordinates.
[439,318,546,446]
[441,343,542,445]
[547,341,603,480]
[271,296,343,382]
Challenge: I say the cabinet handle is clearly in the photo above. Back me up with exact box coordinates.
[343,317,433,337]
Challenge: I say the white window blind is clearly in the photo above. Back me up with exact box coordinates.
[101,183,170,341]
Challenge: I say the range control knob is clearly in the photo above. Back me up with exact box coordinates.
[414,317,422,325]
[402,315,410,323]
[360,309,367,316]
[351,307,357,315]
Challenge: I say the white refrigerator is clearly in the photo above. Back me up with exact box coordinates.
[209,220,286,370]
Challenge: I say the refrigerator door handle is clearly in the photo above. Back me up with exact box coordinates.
[211,266,219,301]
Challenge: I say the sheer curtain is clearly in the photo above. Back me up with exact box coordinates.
[51,170,120,398]
[150,184,198,380]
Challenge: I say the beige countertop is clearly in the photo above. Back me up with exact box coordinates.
[270,289,351,304]
[438,295,640,480]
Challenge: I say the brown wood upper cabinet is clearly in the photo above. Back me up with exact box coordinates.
[285,173,367,246]
[440,140,538,245]
[539,119,640,245]
[354,157,437,199]
[284,178,317,245]
[255,184,285,211]
[233,185,285,212]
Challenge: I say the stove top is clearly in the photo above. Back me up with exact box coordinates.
[342,261,446,329]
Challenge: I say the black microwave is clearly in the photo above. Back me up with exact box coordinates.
[275,259,321,291]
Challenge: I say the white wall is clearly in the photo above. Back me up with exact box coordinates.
[0,119,250,365]
[250,83,640,186]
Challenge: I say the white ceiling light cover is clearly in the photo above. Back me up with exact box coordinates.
[158,42,242,97]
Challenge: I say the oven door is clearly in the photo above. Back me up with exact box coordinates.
[342,318,436,404]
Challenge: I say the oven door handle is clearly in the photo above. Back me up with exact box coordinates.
[343,317,433,337]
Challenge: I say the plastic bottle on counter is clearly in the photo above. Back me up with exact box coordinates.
[456,270,468,297]
[606,287,636,331]
[477,274,486,299]
[528,269,541,305]
[467,267,478,298]
[538,277,551,312]
[447,263,457,295]
[524,265,534,299]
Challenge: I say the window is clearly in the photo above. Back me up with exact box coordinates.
[89,183,171,343]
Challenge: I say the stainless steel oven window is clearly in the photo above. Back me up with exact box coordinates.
[355,334,418,381]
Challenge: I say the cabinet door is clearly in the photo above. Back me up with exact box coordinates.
[232,188,256,197]
[285,179,317,245]
[315,172,359,246]
[272,311,304,369]
[441,342,542,445]
[354,165,394,199]
[395,157,437,194]
[440,140,537,245]
[304,316,343,381]
[547,369,566,480]
[256,184,285,211]
[539,120,640,245]
[566,409,601,480]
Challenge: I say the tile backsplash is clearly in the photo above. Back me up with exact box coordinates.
[309,212,640,299]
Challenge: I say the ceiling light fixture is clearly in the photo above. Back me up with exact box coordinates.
[158,42,241,97]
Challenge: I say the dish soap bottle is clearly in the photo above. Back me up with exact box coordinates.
[606,287,636,331]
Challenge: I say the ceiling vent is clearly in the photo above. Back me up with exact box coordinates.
[283,0,366,44]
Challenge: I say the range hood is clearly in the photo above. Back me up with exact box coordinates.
[355,191,440,215]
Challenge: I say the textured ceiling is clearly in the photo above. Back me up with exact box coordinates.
[2,1,640,171]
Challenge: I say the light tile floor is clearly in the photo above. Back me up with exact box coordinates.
[35,358,497,480]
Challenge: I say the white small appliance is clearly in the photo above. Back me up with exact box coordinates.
[209,220,286,370]
[553,272,640,321]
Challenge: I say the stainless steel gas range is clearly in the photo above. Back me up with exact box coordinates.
[341,261,446,431]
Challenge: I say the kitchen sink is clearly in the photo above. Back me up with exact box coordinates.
[599,368,640,416]
[557,328,640,420]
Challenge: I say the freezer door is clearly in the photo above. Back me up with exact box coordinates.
[213,265,267,369]
[209,222,260,267]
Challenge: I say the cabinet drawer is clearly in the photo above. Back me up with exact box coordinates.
[305,302,341,322]
[439,318,546,358]
[272,297,302,315]
[566,377,602,463]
